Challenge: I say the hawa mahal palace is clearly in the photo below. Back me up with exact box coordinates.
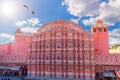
[0,20,120,80]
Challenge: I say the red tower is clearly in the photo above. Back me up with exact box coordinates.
[91,19,109,54]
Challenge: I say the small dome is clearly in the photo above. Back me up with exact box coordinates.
[15,29,22,35]
[96,19,103,24]
[15,29,22,33]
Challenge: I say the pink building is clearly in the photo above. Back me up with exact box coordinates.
[91,19,109,54]
[27,20,95,80]
[92,20,120,80]
[0,20,120,80]
[0,29,30,76]
[0,43,11,54]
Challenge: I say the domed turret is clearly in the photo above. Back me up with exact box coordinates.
[96,19,103,24]
[15,29,22,35]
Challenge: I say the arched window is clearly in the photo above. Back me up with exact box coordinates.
[58,34,60,37]
[106,58,107,62]
[57,33,61,38]
[46,56,49,60]
[104,28,107,32]
[57,56,60,60]
[56,44,61,48]
[58,45,60,48]
[93,29,96,32]
[46,45,49,49]
[115,57,118,62]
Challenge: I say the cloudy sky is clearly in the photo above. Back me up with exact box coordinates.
[0,0,120,44]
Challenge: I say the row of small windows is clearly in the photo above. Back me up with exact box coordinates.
[0,56,25,61]
[31,42,93,47]
[16,37,25,41]
[37,34,83,39]
[31,44,93,49]
[30,55,90,60]
[40,25,80,31]
[96,56,119,63]
[41,66,75,72]
[33,33,90,40]
[93,28,107,32]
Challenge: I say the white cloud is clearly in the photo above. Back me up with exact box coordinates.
[21,27,38,33]
[109,28,120,44]
[61,1,65,6]
[71,18,80,24]
[16,21,27,27]
[62,0,99,17]
[27,18,40,26]
[82,18,97,25]
[16,18,42,34]
[63,0,120,25]
[16,18,42,27]
[0,33,14,42]
[98,0,120,25]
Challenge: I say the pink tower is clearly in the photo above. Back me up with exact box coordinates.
[91,19,109,54]
[13,28,30,54]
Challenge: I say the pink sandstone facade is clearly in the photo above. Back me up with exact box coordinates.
[92,20,109,54]
[0,20,120,80]
[0,29,29,69]
[28,20,95,80]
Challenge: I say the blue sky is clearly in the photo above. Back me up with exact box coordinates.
[0,0,120,44]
